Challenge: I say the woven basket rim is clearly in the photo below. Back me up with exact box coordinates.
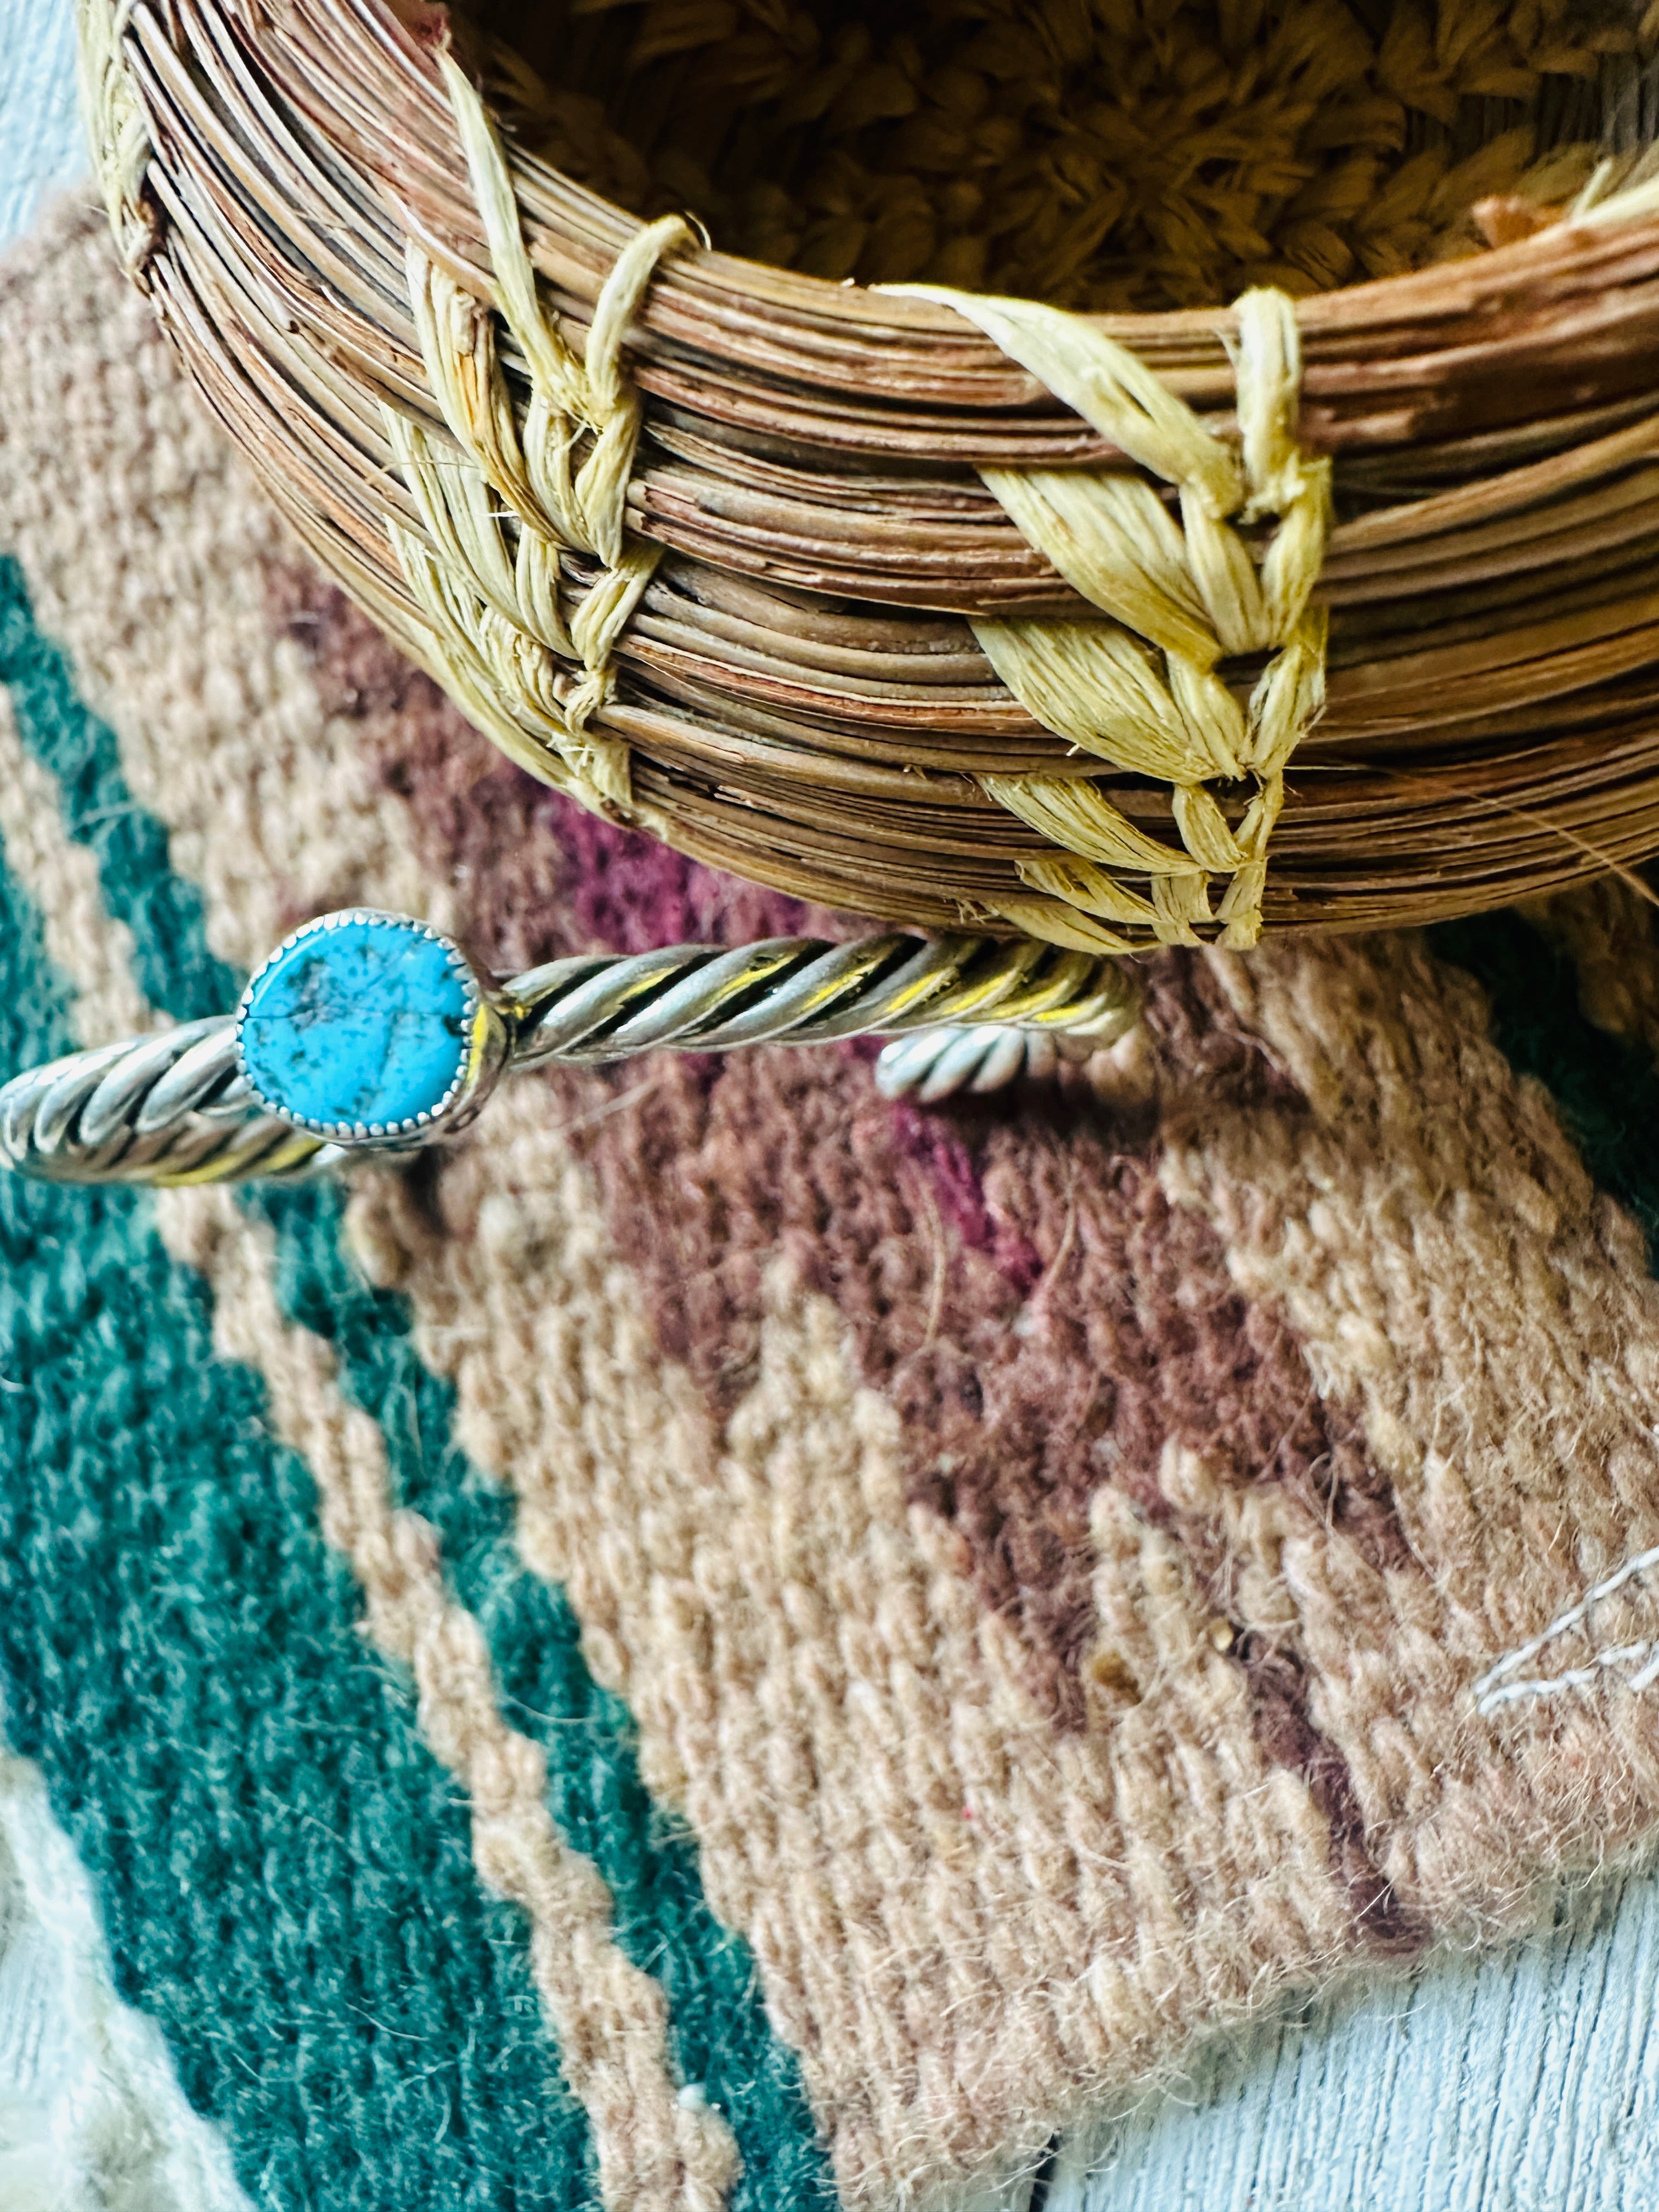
[317,0,1659,437]
[91,0,1659,941]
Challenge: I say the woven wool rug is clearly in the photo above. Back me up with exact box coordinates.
[4,190,1659,2212]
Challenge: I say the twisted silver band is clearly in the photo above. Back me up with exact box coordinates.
[0,917,1139,1187]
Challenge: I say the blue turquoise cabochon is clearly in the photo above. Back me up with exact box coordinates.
[238,913,476,1133]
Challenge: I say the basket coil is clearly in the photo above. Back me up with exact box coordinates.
[75,0,1659,951]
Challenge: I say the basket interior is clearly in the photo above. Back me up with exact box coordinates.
[465,0,1655,312]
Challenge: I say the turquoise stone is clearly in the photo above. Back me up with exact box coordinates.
[240,916,473,1132]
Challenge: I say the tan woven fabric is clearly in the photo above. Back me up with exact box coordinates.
[5,193,1659,2209]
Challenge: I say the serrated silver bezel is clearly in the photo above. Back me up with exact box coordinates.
[234,909,495,1146]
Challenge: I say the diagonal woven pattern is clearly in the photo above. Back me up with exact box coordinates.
[7,192,1659,2210]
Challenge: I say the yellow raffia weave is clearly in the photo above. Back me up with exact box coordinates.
[381,59,1332,947]
[892,281,1331,950]
[383,54,690,823]
[75,0,156,279]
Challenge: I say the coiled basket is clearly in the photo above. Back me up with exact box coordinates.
[77,0,1659,950]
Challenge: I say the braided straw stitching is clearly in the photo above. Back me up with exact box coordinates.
[74,0,157,281]
[383,54,690,824]
[897,284,1331,951]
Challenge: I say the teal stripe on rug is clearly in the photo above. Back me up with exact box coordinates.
[0,840,598,2208]
[1431,911,1659,1255]
[256,1182,837,2211]
[0,557,232,1022]
[0,561,836,2209]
